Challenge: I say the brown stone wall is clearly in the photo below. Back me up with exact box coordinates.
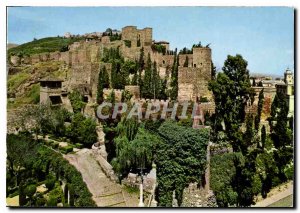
[31,54,41,64]
[121,46,141,61]
[125,85,140,99]
[178,83,194,102]
[59,52,71,65]
[246,87,276,119]
[122,26,138,48]
[69,41,81,51]
[103,88,122,102]
[193,47,211,67]
[179,54,193,67]
[178,67,212,101]
[138,27,152,46]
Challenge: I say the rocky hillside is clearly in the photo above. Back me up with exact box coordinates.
[6,36,83,109]
[7,61,69,109]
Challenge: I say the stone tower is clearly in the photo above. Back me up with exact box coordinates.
[284,68,294,85]
[178,47,212,102]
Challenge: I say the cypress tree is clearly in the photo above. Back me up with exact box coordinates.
[97,68,104,104]
[183,55,189,67]
[255,89,264,131]
[261,125,266,150]
[142,53,152,98]
[170,50,179,101]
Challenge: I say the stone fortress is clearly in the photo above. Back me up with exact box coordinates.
[9,25,294,121]
[10,26,213,109]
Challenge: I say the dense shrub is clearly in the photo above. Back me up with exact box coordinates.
[59,146,73,154]
[45,177,56,191]
[156,121,209,206]
[47,196,58,207]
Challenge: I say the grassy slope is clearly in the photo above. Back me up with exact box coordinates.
[8,36,84,56]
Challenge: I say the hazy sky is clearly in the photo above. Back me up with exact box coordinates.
[7,7,294,75]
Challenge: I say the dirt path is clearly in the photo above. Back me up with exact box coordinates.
[252,181,293,207]
[65,149,127,207]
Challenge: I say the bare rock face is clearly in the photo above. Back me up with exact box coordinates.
[10,56,21,66]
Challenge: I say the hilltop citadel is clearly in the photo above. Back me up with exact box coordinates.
[9,26,213,110]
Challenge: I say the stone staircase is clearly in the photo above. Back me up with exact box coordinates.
[64,149,126,207]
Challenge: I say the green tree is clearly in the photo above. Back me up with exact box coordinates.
[156,121,209,206]
[142,53,152,98]
[97,66,110,104]
[211,61,217,80]
[24,184,37,205]
[67,113,98,147]
[269,92,293,181]
[183,55,188,67]
[255,89,264,131]
[261,125,266,150]
[208,54,255,151]
[69,90,86,113]
[170,50,179,100]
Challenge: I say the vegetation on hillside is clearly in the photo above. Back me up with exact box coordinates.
[8,36,84,57]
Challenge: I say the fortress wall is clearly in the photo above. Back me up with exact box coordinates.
[246,87,276,117]
[178,67,213,101]
[178,83,194,102]
[69,41,81,51]
[122,26,138,48]
[138,27,152,46]
[59,51,71,65]
[193,47,211,66]
[125,85,140,100]
[199,102,216,114]
[103,88,122,102]
[70,62,92,86]
[31,54,41,64]
[179,54,193,67]
[121,46,141,61]
[178,67,198,84]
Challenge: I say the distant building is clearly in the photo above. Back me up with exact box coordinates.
[64,32,72,38]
